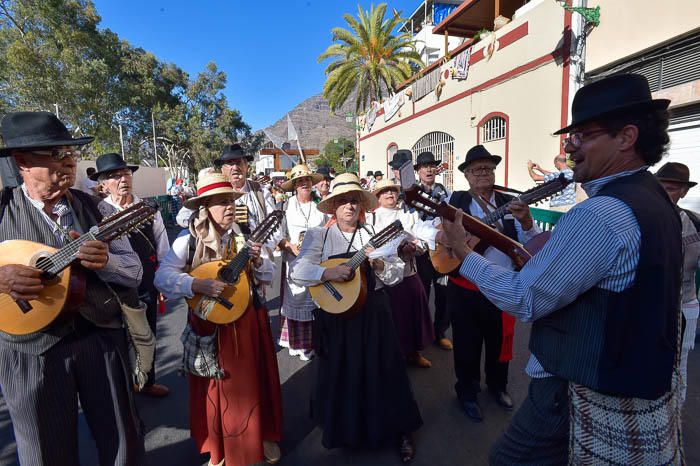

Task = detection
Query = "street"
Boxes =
[1,255,700,465]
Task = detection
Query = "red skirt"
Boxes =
[189,304,283,466]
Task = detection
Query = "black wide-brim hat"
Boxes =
[0,111,94,157]
[554,74,670,135]
[457,145,501,172]
[655,162,697,188]
[316,166,334,180]
[414,151,441,170]
[90,152,139,180]
[213,143,254,166]
[389,149,412,169]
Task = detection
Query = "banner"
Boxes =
[412,67,442,102]
[383,92,405,122]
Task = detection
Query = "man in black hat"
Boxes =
[413,151,453,351]
[314,166,333,200]
[177,144,276,234]
[389,149,412,184]
[656,162,700,404]
[443,144,539,423]
[0,112,144,464]
[439,74,683,464]
[94,152,171,398]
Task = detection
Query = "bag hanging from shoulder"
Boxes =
[121,301,156,390]
[180,323,225,379]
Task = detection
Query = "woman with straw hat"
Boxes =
[289,173,422,462]
[155,173,283,466]
[277,164,326,361]
[369,179,436,369]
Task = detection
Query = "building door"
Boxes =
[664,104,700,212]
[412,131,455,190]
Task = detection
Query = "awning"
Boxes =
[432,0,525,38]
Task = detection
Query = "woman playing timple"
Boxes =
[155,173,283,466]
[290,173,422,463]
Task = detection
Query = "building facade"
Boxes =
[357,0,580,193]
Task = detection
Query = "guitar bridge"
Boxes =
[323,282,343,301]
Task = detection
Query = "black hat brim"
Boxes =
[413,160,440,170]
[89,165,139,181]
[0,136,95,157]
[213,155,255,166]
[655,176,697,188]
[457,155,502,172]
[553,99,670,135]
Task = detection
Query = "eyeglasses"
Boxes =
[562,128,608,149]
[466,166,496,175]
[207,198,238,207]
[30,149,80,161]
[105,171,133,180]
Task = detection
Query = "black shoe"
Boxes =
[461,400,483,422]
[399,434,415,463]
[491,390,514,411]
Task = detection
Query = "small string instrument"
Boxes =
[0,202,157,335]
[186,210,284,324]
[409,174,571,274]
[310,220,404,316]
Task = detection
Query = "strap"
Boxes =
[0,186,14,224]
[186,234,197,269]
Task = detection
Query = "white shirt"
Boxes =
[154,230,274,300]
[289,225,405,291]
[104,194,170,262]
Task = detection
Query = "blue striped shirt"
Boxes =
[459,167,646,378]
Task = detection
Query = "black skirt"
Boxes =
[311,289,423,449]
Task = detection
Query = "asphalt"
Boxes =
[2,250,700,465]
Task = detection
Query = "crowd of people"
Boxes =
[0,73,697,466]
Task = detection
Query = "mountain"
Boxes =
[261,94,356,152]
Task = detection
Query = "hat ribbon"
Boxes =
[197,182,232,196]
[333,181,362,189]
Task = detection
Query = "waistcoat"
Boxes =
[530,171,682,399]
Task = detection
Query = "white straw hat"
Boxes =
[280,164,324,192]
[371,178,401,196]
[184,173,244,209]
[316,173,377,215]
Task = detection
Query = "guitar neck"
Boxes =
[40,230,99,275]
[345,243,373,270]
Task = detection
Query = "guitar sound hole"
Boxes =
[34,257,57,281]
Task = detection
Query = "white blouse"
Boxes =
[281,196,327,248]
[155,230,274,300]
[289,224,405,291]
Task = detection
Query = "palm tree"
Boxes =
[318,3,424,113]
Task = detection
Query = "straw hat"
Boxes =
[317,173,377,215]
[184,173,244,209]
[280,164,323,191]
[372,178,401,196]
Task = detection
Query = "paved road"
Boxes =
[2,255,700,465]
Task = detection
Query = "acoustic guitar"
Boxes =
[310,220,404,316]
[186,210,284,324]
[415,174,571,274]
[0,202,157,335]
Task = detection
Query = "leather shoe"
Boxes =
[436,337,453,351]
[135,383,170,398]
[263,440,281,464]
[491,390,514,410]
[409,352,432,368]
[399,434,415,463]
[461,400,483,422]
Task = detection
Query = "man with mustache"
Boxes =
[93,152,171,397]
[0,112,144,465]
[439,74,683,464]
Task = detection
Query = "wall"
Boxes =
[76,161,170,198]
[585,0,700,72]
[357,0,569,192]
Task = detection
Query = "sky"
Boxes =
[92,0,419,131]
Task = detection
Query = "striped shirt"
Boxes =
[459,167,645,378]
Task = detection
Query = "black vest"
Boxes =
[127,219,157,298]
[448,190,519,241]
[530,171,682,399]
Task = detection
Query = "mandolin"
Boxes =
[186,210,284,324]
[310,220,405,316]
[411,174,571,274]
[0,202,158,335]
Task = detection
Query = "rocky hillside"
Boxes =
[261,94,356,151]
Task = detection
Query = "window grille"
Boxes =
[412,131,455,190]
[482,116,507,142]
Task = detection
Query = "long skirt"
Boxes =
[311,290,423,449]
[385,274,435,356]
[279,316,314,351]
[189,304,283,466]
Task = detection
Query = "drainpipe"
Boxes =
[568,0,588,111]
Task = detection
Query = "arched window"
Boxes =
[412,131,455,190]
[482,116,507,142]
[386,143,398,176]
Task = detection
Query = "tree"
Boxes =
[317,137,355,173]
[318,3,423,113]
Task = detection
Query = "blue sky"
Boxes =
[92,0,418,130]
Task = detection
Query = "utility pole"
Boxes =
[118,124,125,158]
[53,103,59,119]
[151,110,158,165]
